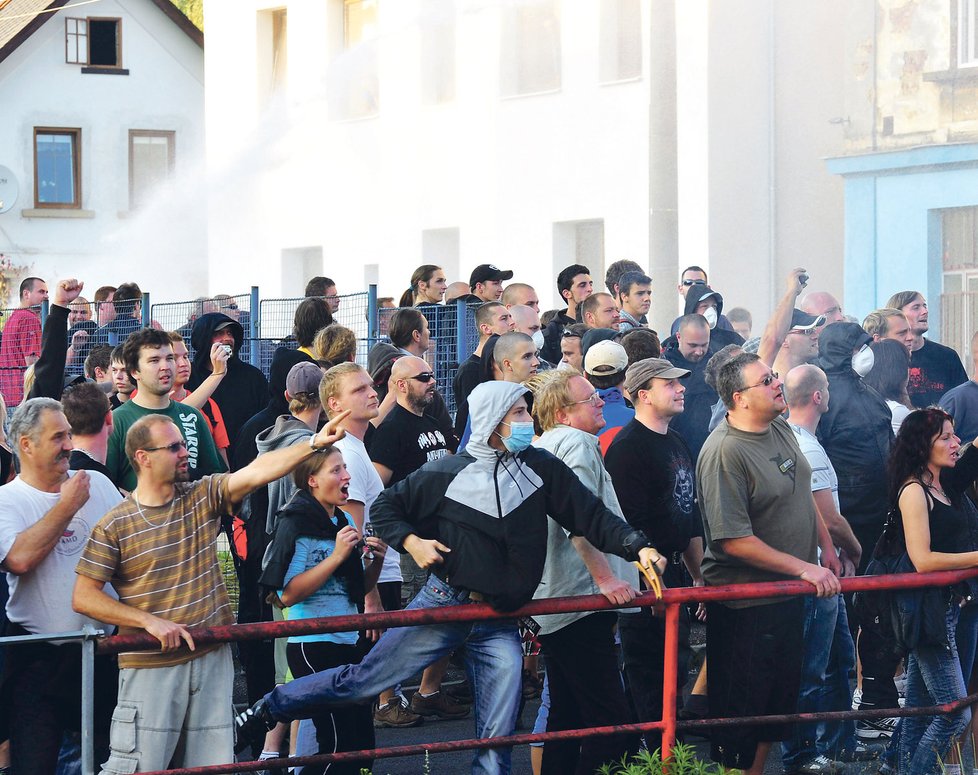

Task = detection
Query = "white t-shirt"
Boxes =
[336,434,402,584]
[0,471,122,633]
[887,400,911,436]
[791,424,841,561]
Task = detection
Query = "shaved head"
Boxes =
[390,356,429,381]
[509,305,541,336]
[800,291,843,324]
[784,364,828,409]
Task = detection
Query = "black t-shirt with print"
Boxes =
[909,338,968,408]
[370,404,450,485]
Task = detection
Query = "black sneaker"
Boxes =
[234,699,276,754]
[838,740,886,762]
[855,716,898,740]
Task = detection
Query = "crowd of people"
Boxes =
[0,263,977,775]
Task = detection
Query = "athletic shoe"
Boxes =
[851,688,862,710]
[373,699,424,728]
[894,673,907,698]
[838,740,886,762]
[787,754,847,774]
[855,716,898,740]
[234,699,276,754]
[409,690,471,720]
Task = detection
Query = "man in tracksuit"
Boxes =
[236,380,665,775]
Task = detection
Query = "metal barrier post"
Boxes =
[80,625,100,775]
[455,297,466,367]
[660,602,680,761]
[250,286,260,366]
[142,293,151,328]
[367,284,378,342]
[41,298,49,328]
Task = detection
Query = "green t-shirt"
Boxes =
[695,415,818,607]
[107,399,227,491]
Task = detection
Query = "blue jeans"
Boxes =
[888,604,970,774]
[781,593,857,767]
[265,575,523,775]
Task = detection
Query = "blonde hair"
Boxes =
[528,369,578,432]
[22,364,36,398]
[319,362,366,417]
[312,324,357,366]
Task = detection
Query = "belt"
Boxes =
[431,568,486,602]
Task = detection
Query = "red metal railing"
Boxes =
[95,568,978,775]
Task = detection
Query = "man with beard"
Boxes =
[663,315,718,462]
[105,329,225,491]
[73,409,348,772]
[886,290,967,408]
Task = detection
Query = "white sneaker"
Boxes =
[851,688,862,710]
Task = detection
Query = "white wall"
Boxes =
[0,0,204,303]
[205,0,652,309]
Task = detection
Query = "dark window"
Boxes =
[34,128,81,208]
[88,19,120,67]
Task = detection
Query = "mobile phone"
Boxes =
[360,523,376,560]
[799,273,809,286]
[221,344,232,356]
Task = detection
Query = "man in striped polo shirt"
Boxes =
[73,408,348,773]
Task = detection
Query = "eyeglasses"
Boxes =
[739,372,780,392]
[408,372,435,383]
[223,304,238,311]
[682,279,706,287]
[141,440,188,454]
[789,326,817,336]
[570,391,602,407]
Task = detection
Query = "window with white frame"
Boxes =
[129,131,175,210]
[500,0,561,97]
[65,17,122,68]
[940,206,978,370]
[960,0,978,67]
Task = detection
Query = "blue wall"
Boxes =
[826,143,978,334]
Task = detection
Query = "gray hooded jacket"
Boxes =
[371,380,651,611]
[255,414,314,535]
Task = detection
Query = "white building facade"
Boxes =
[0,0,205,303]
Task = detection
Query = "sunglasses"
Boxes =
[740,372,780,392]
[223,304,238,311]
[141,440,188,454]
[408,372,435,383]
[682,279,706,287]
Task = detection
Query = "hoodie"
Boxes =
[370,380,651,611]
[816,322,894,528]
[188,312,269,450]
[663,288,743,350]
[255,414,315,535]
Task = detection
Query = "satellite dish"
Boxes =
[0,167,18,214]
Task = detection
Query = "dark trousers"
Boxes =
[287,639,375,775]
[537,612,639,775]
[2,622,117,775]
[617,566,692,755]
[849,520,901,710]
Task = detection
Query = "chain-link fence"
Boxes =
[3,287,484,424]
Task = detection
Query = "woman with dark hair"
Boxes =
[399,265,447,307]
[260,446,387,775]
[866,338,913,434]
[883,407,978,774]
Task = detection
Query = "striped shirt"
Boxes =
[76,474,235,668]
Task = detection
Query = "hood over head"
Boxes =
[684,287,724,318]
[465,380,531,462]
[191,312,244,372]
[818,322,873,374]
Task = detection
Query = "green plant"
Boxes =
[598,743,730,775]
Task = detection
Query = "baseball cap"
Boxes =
[623,357,691,396]
[469,264,514,289]
[789,308,826,332]
[286,362,323,397]
[581,327,618,356]
[584,340,628,376]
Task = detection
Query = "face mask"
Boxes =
[497,420,534,453]
[852,345,875,377]
[702,307,718,329]
[556,359,576,372]
[531,330,545,351]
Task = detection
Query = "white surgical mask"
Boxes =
[556,360,576,372]
[531,330,545,351]
[852,345,875,377]
[702,307,718,329]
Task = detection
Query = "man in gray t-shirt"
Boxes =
[695,352,841,774]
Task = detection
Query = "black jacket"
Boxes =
[188,313,268,451]
[817,322,894,528]
[371,381,650,611]
[660,288,743,351]
[661,345,717,462]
